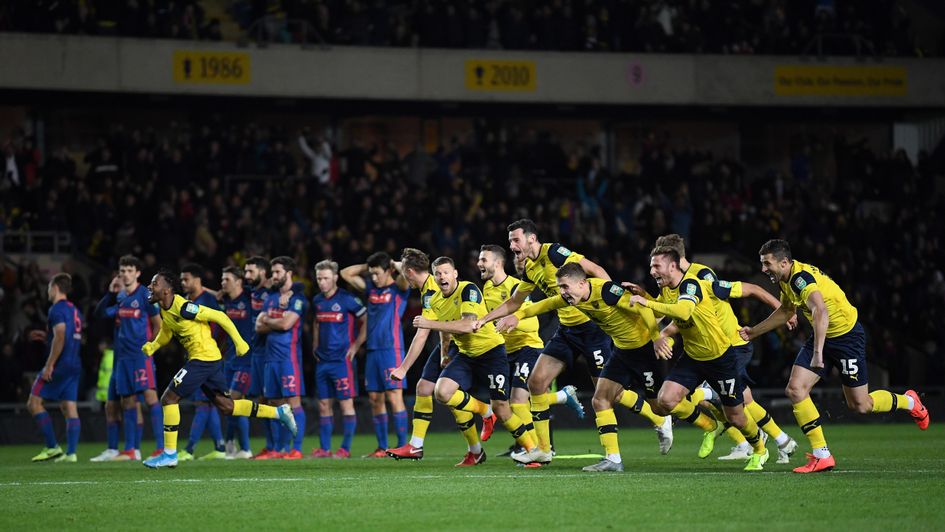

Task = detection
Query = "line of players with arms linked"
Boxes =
[27,218,930,472]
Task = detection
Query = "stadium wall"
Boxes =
[1,33,944,107]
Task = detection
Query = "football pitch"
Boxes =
[2,424,942,531]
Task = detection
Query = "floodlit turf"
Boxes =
[2,424,942,531]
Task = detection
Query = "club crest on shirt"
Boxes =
[331,303,341,312]
[131,299,140,308]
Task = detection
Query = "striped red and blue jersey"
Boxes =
[262,291,307,363]
[48,299,84,371]
[313,288,366,362]
[364,279,409,353]
[95,285,159,359]
[223,290,254,367]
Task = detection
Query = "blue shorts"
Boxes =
[263,359,304,398]
[440,345,510,401]
[420,344,460,383]
[365,348,405,392]
[109,355,157,398]
[508,346,541,390]
[600,344,663,399]
[248,355,266,397]
[733,343,755,386]
[795,322,868,388]
[316,359,358,400]
[167,359,229,399]
[226,362,253,396]
[31,367,81,402]
[666,346,745,407]
[542,321,612,377]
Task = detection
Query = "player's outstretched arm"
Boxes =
[479,289,529,326]
[394,327,432,380]
[498,295,564,333]
[579,257,611,281]
[142,323,172,356]
[634,295,696,322]
[739,302,795,341]
[618,295,662,341]
[413,313,478,335]
[196,306,250,355]
[340,264,368,293]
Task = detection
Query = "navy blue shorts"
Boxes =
[666,346,745,407]
[316,359,358,400]
[248,355,266,397]
[440,345,510,401]
[264,359,304,398]
[31,367,81,402]
[733,343,755,387]
[795,322,868,388]
[508,346,541,390]
[600,344,663,399]
[167,359,229,400]
[226,361,253,396]
[109,355,157,398]
[365,348,406,392]
[542,321,612,377]
[420,343,460,383]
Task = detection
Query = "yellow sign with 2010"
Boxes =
[775,65,906,96]
[173,51,251,84]
[465,60,536,92]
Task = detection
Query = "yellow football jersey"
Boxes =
[650,278,731,361]
[687,262,748,347]
[779,260,858,338]
[516,278,659,350]
[483,275,543,353]
[419,274,440,320]
[428,281,504,357]
[149,294,245,362]
[517,243,591,327]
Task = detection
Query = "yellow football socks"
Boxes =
[595,408,620,457]
[793,397,828,450]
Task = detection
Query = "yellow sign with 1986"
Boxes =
[465,60,536,92]
[173,51,251,84]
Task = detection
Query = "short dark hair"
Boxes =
[271,256,296,273]
[432,256,455,269]
[50,273,72,295]
[654,234,686,259]
[649,246,681,265]
[555,262,586,281]
[759,239,792,261]
[245,256,270,276]
[222,266,242,280]
[401,248,430,274]
[156,269,181,293]
[180,263,205,279]
[118,254,143,271]
[480,244,506,264]
[367,251,393,270]
[507,218,538,237]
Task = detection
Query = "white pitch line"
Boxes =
[1,469,942,487]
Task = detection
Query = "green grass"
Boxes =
[1,424,942,531]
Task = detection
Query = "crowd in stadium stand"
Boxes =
[1,113,943,400]
[0,0,933,56]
